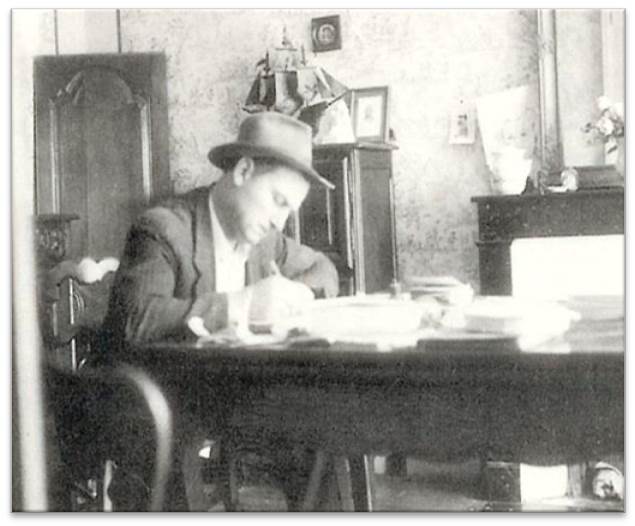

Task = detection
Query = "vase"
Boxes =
[489,147,533,194]
[615,137,625,178]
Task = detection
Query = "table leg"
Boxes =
[102,460,114,511]
[180,435,211,511]
[385,453,408,477]
[300,450,328,511]
[217,437,239,511]
[348,454,374,511]
[332,456,355,511]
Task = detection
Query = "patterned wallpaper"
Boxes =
[119,9,540,289]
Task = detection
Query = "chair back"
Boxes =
[39,257,118,371]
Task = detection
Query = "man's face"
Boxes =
[231,161,310,246]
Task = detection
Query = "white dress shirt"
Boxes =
[187,191,253,337]
[208,193,249,293]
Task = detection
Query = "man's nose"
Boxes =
[271,210,288,231]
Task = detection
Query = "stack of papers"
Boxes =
[192,294,436,351]
[278,295,429,339]
[405,276,474,307]
[450,296,581,351]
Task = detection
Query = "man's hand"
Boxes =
[248,275,314,323]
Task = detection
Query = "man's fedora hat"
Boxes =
[208,112,334,190]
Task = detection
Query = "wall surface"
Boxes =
[16,8,543,290]
[12,9,119,219]
[12,10,56,218]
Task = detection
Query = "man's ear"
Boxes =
[231,157,255,187]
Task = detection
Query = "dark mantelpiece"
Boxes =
[472,188,625,502]
[471,189,624,295]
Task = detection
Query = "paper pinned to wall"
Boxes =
[449,99,476,144]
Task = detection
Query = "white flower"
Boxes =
[582,95,624,142]
[597,115,615,136]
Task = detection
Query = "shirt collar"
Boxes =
[208,189,251,260]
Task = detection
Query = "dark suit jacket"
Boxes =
[102,186,338,348]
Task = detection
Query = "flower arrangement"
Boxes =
[582,96,625,153]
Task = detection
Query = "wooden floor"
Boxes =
[42,416,623,513]
[202,457,623,512]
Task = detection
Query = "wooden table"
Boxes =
[125,297,623,510]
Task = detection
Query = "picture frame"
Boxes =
[311,15,342,53]
[349,86,389,142]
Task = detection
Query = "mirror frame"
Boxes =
[537,9,624,175]
[537,9,562,173]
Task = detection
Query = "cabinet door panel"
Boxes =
[34,54,169,259]
[308,145,396,296]
[309,157,354,294]
[300,181,336,249]
[359,150,395,293]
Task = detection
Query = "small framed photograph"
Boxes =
[349,86,389,142]
[311,15,342,53]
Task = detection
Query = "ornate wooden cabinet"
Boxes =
[294,142,398,295]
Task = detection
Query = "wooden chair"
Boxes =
[47,363,174,511]
[40,258,174,511]
[39,257,118,371]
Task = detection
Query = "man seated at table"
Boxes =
[101,112,339,510]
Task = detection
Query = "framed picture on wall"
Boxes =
[349,86,389,142]
[311,15,342,52]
